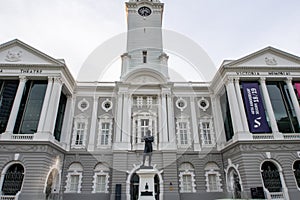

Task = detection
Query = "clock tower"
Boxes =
[121,0,169,81]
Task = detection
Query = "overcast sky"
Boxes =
[1,0,300,81]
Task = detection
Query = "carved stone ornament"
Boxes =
[102,99,113,112]
[176,98,187,112]
[5,50,23,62]
[131,75,159,83]
[78,98,89,112]
[265,57,277,65]
[198,97,209,111]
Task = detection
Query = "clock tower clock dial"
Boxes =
[138,6,152,17]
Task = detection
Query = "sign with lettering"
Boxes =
[20,69,42,74]
[242,82,271,133]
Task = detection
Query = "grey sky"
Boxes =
[1,0,300,80]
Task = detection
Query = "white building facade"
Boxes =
[0,0,300,200]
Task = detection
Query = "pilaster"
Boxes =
[88,96,99,151]
[190,96,201,151]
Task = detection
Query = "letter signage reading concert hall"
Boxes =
[242,82,271,133]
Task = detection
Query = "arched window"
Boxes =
[178,163,196,193]
[204,162,222,192]
[92,163,110,193]
[65,163,83,193]
[293,160,300,188]
[1,163,24,195]
[261,161,282,193]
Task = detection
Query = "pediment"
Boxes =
[226,47,300,68]
[0,39,64,66]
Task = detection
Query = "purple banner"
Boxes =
[242,82,271,133]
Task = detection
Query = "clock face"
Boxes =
[138,6,152,17]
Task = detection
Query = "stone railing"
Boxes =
[11,134,34,141]
[0,196,15,200]
[252,134,274,140]
[283,133,300,140]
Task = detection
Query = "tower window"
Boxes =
[143,51,147,63]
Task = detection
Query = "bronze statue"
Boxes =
[142,130,154,166]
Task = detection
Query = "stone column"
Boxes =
[41,77,63,137]
[259,77,282,139]
[285,78,300,126]
[4,76,27,135]
[234,78,250,133]
[88,96,99,151]
[225,77,244,135]
[37,77,54,133]
[190,96,201,151]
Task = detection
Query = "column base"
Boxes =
[233,131,253,141]
[273,131,284,140]
[34,131,55,141]
[1,131,13,140]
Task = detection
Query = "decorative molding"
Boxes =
[5,50,22,62]
[265,57,277,65]
[78,98,89,112]
[198,97,210,111]
[101,99,113,112]
[176,97,187,112]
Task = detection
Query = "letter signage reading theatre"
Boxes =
[242,82,271,133]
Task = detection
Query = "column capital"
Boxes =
[286,77,293,83]
[225,77,234,85]
[53,76,63,84]
[259,77,266,83]
[234,77,240,83]
[19,75,27,82]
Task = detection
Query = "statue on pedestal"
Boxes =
[142,130,154,167]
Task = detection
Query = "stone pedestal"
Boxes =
[136,168,156,200]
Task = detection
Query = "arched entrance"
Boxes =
[45,169,60,200]
[227,168,241,199]
[130,173,160,200]
[1,163,24,196]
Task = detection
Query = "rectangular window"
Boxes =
[76,122,85,145]
[143,51,147,63]
[14,80,47,134]
[100,122,110,145]
[0,80,19,133]
[220,90,234,141]
[54,92,67,141]
[70,175,79,192]
[267,82,299,133]
[208,174,218,191]
[141,119,149,141]
[95,175,106,192]
[182,174,192,192]
[179,122,188,145]
[202,122,212,145]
